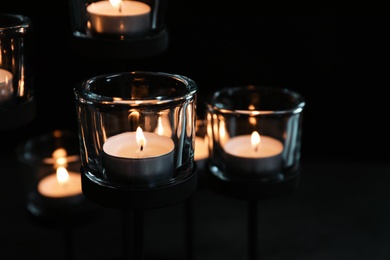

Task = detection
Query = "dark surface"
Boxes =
[1,157,390,260]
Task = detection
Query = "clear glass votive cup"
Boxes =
[16,130,85,213]
[0,13,35,129]
[206,85,305,183]
[74,71,198,188]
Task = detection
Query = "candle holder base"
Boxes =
[70,29,168,60]
[80,165,197,210]
[205,164,301,201]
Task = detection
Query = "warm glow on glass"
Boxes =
[156,117,164,136]
[251,131,261,152]
[219,123,226,140]
[218,120,229,147]
[56,166,70,184]
[155,115,172,137]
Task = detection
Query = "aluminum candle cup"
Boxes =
[86,0,151,36]
[102,131,175,185]
[206,86,305,183]
[74,71,198,188]
[223,134,284,175]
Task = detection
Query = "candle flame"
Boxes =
[136,127,146,152]
[56,166,70,184]
[109,0,122,12]
[251,131,261,152]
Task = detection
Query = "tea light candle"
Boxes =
[103,127,175,185]
[223,131,284,176]
[38,167,82,198]
[87,0,151,35]
[0,68,13,103]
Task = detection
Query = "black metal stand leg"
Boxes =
[63,227,74,260]
[248,200,258,260]
[185,196,194,260]
[122,209,145,260]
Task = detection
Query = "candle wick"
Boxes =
[140,145,143,152]
[118,2,122,13]
[254,145,259,153]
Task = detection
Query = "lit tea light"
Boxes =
[103,127,175,185]
[223,131,284,176]
[0,68,13,103]
[37,148,82,198]
[86,0,151,35]
[38,166,82,198]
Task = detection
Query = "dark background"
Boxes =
[1,4,390,260]
[0,4,388,163]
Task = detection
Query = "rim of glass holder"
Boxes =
[75,71,198,104]
[0,13,31,32]
[207,85,305,115]
[16,129,80,165]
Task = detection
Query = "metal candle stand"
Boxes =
[205,160,301,260]
[26,190,100,260]
[81,165,197,260]
[74,71,198,260]
[17,129,100,260]
[205,85,306,260]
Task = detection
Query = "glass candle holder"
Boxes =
[74,71,198,189]
[194,118,209,173]
[206,85,305,184]
[16,130,91,218]
[68,0,168,59]
[0,13,35,130]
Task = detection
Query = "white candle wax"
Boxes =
[103,130,175,186]
[87,0,151,35]
[38,169,82,198]
[223,133,284,176]
[194,136,209,171]
[0,68,13,103]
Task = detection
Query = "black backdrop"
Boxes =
[1,3,388,163]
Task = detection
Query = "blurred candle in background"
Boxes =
[38,148,82,198]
